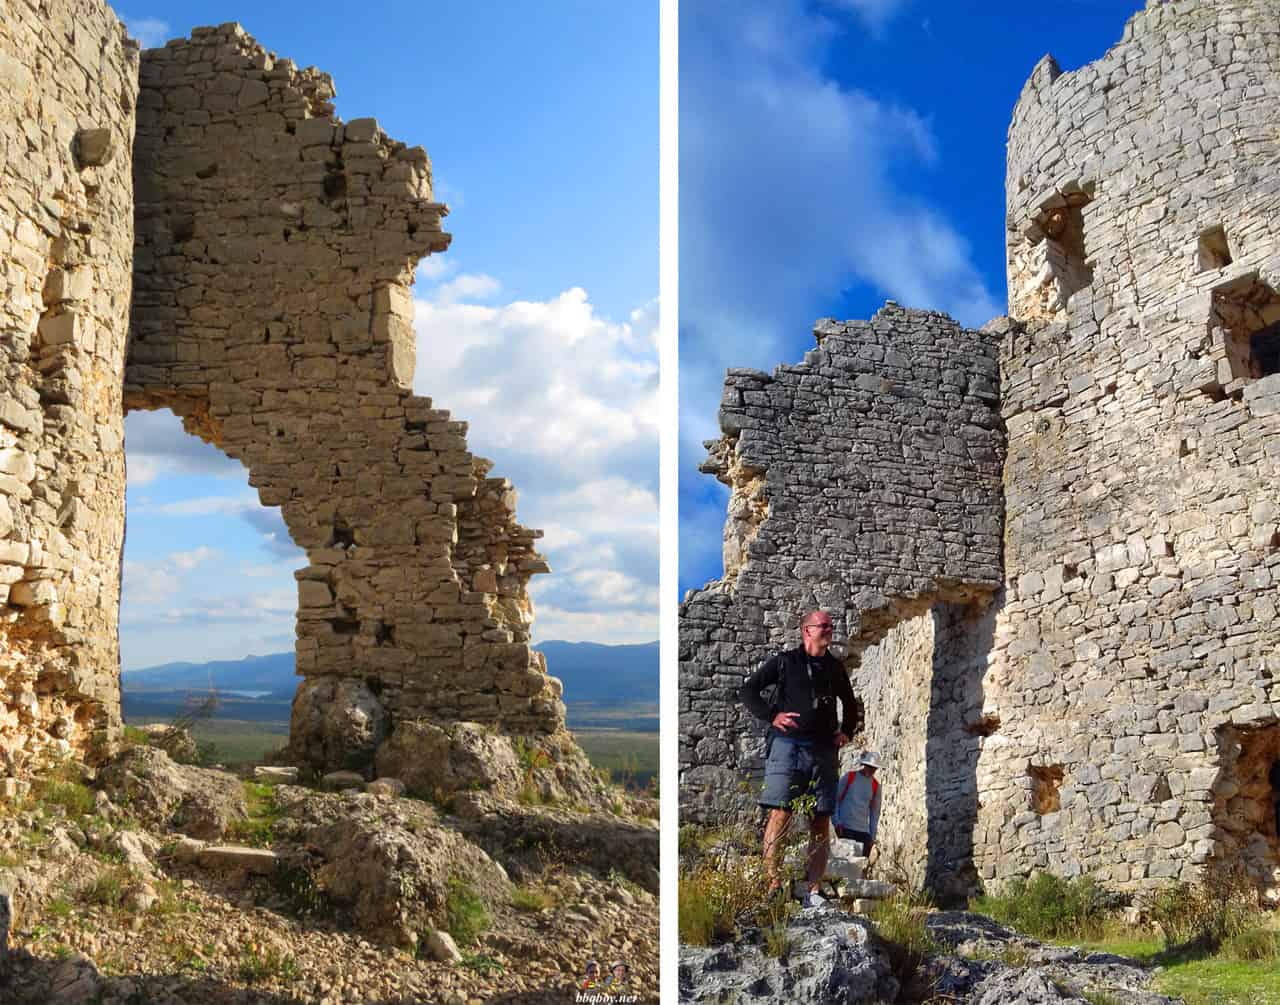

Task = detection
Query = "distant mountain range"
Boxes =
[122,640,658,718]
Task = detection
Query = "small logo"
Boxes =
[574,958,638,1003]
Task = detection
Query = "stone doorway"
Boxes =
[1212,719,1280,902]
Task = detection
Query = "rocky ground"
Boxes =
[0,733,659,1004]
[680,903,1182,1004]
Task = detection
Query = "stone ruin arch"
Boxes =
[124,25,564,772]
[0,10,571,781]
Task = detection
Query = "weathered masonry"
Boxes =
[680,0,1280,903]
[678,306,1006,844]
[1,2,566,778]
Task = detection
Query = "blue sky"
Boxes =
[678,0,1145,596]
[118,3,657,668]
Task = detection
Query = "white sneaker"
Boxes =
[801,890,827,909]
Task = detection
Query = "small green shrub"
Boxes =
[1222,925,1280,962]
[272,862,326,917]
[678,853,772,946]
[46,895,73,919]
[763,920,791,958]
[974,873,1110,940]
[461,952,503,974]
[41,779,95,819]
[78,865,131,908]
[1147,877,1259,951]
[869,889,942,992]
[237,944,299,983]
[227,781,283,847]
[510,884,556,912]
[445,877,490,947]
[1082,990,1124,1005]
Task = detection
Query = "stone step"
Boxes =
[196,845,279,874]
[321,770,365,790]
[254,765,298,783]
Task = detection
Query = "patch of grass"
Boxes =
[1152,955,1280,1005]
[607,868,645,900]
[1082,990,1124,1005]
[1222,925,1280,962]
[460,952,503,975]
[272,861,327,918]
[226,781,282,847]
[763,920,791,958]
[39,779,95,820]
[45,895,73,919]
[121,725,150,746]
[868,888,942,996]
[237,944,299,983]
[510,884,556,912]
[1147,878,1259,951]
[78,865,132,908]
[445,877,490,947]
[678,851,771,946]
[149,879,198,917]
[973,872,1110,941]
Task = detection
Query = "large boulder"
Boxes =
[679,913,897,1004]
[289,677,388,773]
[274,787,511,949]
[454,792,659,892]
[375,720,606,806]
[97,746,245,840]
[375,720,518,798]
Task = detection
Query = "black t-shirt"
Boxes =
[739,646,863,742]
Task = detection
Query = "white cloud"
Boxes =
[434,273,502,304]
[679,0,1002,593]
[124,410,244,484]
[170,546,217,571]
[120,14,170,49]
[414,272,658,644]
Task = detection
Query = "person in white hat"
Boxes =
[833,750,882,859]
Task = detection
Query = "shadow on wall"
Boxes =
[924,597,997,904]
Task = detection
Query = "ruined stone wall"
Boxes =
[125,26,563,772]
[981,0,1280,898]
[0,0,137,771]
[679,307,1005,821]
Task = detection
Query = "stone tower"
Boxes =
[983,0,1280,899]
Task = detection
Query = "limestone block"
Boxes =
[297,580,332,608]
[0,449,35,483]
[321,770,365,791]
[424,929,462,963]
[253,765,298,783]
[74,127,114,167]
[197,845,279,874]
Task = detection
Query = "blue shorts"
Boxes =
[759,735,837,815]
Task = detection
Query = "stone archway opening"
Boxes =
[120,402,305,755]
[1211,720,1280,903]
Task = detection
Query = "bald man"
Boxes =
[740,609,863,907]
